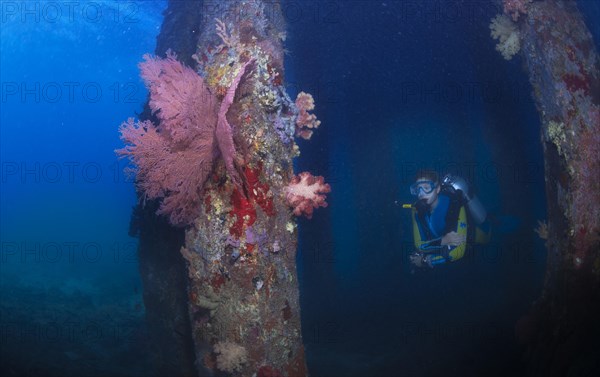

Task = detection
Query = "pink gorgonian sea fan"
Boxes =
[116,52,252,226]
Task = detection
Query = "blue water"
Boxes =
[1,1,598,376]
[288,2,549,375]
[1,1,166,375]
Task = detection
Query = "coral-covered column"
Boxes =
[521,0,599,273]
[504,0,600,374]
[519,1,599,282]
[179,2,324,373]
[181,3,304,375]
[118,1,330,376]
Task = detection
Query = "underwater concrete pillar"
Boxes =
[180,2,308,376]
[135,1,315,376]
[509,0,600,374]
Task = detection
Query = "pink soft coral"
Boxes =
[116,53,252,226]
[284,172,331,219]
[295,92,321,140]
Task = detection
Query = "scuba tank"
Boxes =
[441,174,487,225]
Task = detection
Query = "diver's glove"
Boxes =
[442,174,472,202]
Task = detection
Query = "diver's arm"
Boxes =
[418,231,464,252]
[418,232,466,267]
[420,246,453,267]
[441,231,466,246]
[411,239,444,268]
[416,231,463,250]
[418,238,442,252]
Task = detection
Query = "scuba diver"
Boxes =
[407,170,491,269]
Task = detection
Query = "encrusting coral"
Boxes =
[214,341,248,373]
[503,0,532,21]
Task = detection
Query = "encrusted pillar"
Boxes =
[499,0,600,374]
[125,1,330,375]
[179,2,310,375]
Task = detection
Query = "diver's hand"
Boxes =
[441,231,466,246]
[409,253,433,268]
[409,253,424,268]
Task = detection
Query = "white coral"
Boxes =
[214,341,248,373]
[490,14,521,60]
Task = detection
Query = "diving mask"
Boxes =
[410,180,436,196]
